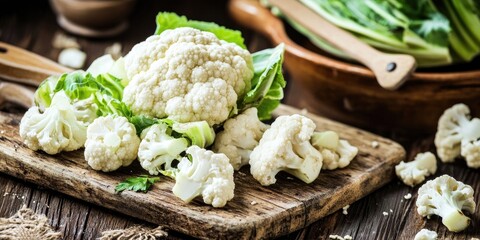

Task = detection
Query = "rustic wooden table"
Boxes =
[0,1,479,239]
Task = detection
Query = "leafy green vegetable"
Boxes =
[115,175,160,193]
[155,12,246,49]
[239,43,286,120]
[93,93,132,119]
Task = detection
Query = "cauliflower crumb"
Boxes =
[251,201,258,206]
[404,193,412,199]
[344,235,353,240]
[342,205,350,215]
[52,32,80,49]
[3,192,8,196]
[329,235,343,240]
[105,42,122,59]
[371,141,379,148]
[300,108,309,115]
[382,211,389,216]
[389,209,393,213]
[0,130,5,134]
[58,48,86,69]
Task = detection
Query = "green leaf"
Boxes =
[239,43,286,120]
[93,93,132,118]
[155,12,246,49]
[34,75,60,110]
[130,115,160,135]
[115,175,160,193]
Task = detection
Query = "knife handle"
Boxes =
[0,41,71,87]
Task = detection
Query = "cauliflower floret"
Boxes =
[213,108,269,170]
[461,139,480,168]
[172,146,235,208]
[414,229,437,240]
[311,131,358,170]
[84,115,140,172]
[249,114,323,186]
[434,104,480,163]
[19,91,87,155]
[395,152,437,187]
[138,123,189,175]
[416,175,476,232]
[123,27,254,126]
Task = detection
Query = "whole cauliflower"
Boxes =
[213,108,269,170]
[395,152,437,187]
[123,27,254,126]
[249,114,323,186]
[172,146,235,208]
[435,104,480,167]
[84,115,140,172]
[19,91,87,155]
[416,175,476,232]
[311,131,358,170]
[138,123,189,175]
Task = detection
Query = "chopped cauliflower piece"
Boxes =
[84,115,140,172]
[19,91,87,155]
[138,123,189,175]
[414,229,437,240]
[311,131,358,170]
[58,48,86,69]
[416,175,476,232]
[249,114,323,186]
[395,152,437,187]
[435,104,480,167]
[172,146,235,208]
[123,27,253,126]
[213,108,269,170]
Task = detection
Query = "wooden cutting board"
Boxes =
[0,104,405,239]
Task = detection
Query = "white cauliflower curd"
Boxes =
[395,152,437,187]
[123,27,254,126]
[249,114,323,186]
[84,115,140,172]
[435,103,480,168]
[311,130,358,170]
[416,175,476,232]
[172,146,235,208]
[213,108,269,170]
[19,91,87,155]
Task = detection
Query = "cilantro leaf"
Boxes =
[115,175,160,193]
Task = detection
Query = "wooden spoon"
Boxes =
[0,81,35,109]
[0,41,71,87]
[268,0,416,90]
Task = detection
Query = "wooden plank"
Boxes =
[0,104,405,239]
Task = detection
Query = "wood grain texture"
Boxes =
[0,105,405,239]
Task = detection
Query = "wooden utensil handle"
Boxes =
[0,42,71,87]
[269,0,381,68]
[0,82,34,108]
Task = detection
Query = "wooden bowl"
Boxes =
[50,0,137,37]
[229,0,480,134]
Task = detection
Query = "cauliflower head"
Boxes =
[138,123,189,175]
[84,115,140,172]
[123,27,254,126]
[416,175,476,232]
[19,91,87,155]
[213,107,269,170]
[249,114,323,186]
[414,229,437,240]
[395,152,437,187]
[434,104,480,163]
[172,146,235,208]
[311,131,358,170]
